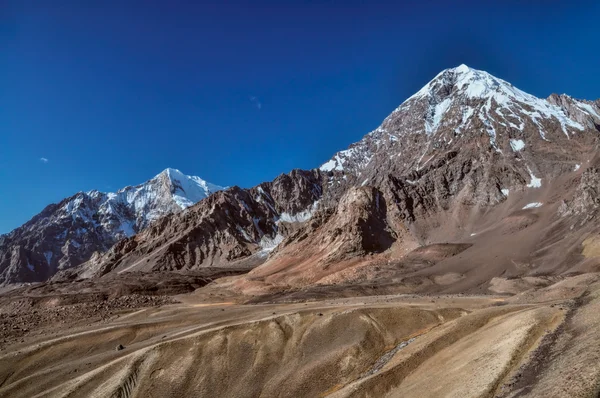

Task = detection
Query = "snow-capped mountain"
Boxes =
[92,167,224,235]
[0,168,224,285]
[319,64,600,177]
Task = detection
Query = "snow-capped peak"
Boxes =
[397,64,586,138]
[58,168,225,240]
[155,168,226,208]
[0,167,227,285]
[454,63,470,74]
[409,64,531,105]
[318,64,600,175]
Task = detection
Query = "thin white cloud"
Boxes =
[40,157,49,163]
[250,96,262,110]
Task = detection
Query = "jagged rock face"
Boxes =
[558,156,600,223]
[270,186,399,264]
[547,94,600,129]
[0,169,224,285]
[327,187,395,255]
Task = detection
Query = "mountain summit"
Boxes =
[155,168,225,209]
[319,64,599,175]
[405,64,589,137]
[0,169,224,285]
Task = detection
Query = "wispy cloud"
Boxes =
[40,157,49,163]
[249,96,262,110]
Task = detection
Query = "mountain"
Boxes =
[236,64,600,295]
[0,168,224,285]
[66,64,600,296]
[319,64,599,179]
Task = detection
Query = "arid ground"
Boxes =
[2,270,600,398]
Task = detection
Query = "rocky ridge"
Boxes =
[71,169,324,278]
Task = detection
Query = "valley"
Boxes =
[1,271,599,397]
[2,64,600,397]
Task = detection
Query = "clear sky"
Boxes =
[1,1,599,233]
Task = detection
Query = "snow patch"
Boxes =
[576,102,600,119]
[259,234,284,252]
[425,98,453,135]
[236,225,253,242]
[501,189,509,196]
[509,139,525,152]
[319,159,338,172]
[526,167,542,188]
[455,106,475,134]
[479,98,501,152]
[574,164,581,171]
[522,202,543,209]
[279,201,319,223]
[320,144,372,174]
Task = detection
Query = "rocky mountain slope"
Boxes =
[235,65,600,295]
[232,65,600,295]
[0,168,224,285]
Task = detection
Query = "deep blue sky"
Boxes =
[1,1,599,233]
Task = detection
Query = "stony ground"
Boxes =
[1,272,600,397]
[0,294,175,351]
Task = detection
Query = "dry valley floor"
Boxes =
[2,273,600,397]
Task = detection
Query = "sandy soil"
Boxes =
[2,272,599,397]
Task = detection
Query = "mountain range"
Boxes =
[3,64,600,291]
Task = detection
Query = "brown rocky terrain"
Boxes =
[2,65,600,397]
[2,273,600,397]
